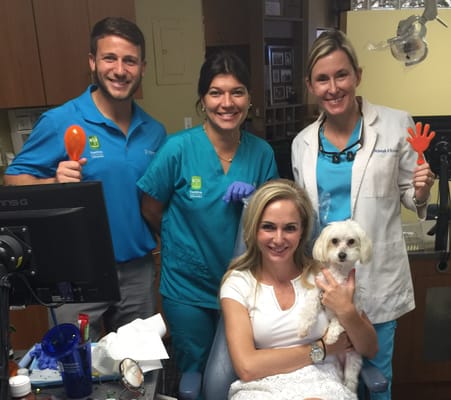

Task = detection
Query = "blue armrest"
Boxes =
[360,364,388,393]
[179,371,202,400]
[179,365,388,399]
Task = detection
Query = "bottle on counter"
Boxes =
[9,375,35,400]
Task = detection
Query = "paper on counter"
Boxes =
[92,313,169,376]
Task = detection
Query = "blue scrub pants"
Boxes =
[359,320,397,399]
[162,296,220,373]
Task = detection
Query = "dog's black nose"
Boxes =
[338,252,347,261]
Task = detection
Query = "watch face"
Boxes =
[310,343,325,363]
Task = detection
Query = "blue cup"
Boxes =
[41,323,92,398]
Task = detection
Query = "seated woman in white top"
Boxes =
[220,179,378,400]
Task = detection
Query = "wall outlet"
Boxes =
[184,117,192,129]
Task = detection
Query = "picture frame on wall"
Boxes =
[284,51,292,66]
[268,45,294,105]
[273,86,285,101]
[281,69,292,83]
[271,51,284,66]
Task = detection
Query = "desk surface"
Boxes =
[33,369,159,399]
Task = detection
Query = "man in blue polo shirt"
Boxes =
[4,17,166,340]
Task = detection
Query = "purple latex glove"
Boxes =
[30,343,58,370]
[223,182,255,203]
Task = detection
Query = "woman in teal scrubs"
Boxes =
[137,51,279,375]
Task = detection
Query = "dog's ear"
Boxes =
[312,224,330,262]
[356,225,372,263]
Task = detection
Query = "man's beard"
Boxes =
[92,69,141,102]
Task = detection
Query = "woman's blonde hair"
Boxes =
[305,29,360,82]
[222,179,319,287]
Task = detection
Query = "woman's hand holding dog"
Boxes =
[316,268,378,358]
[316,268,356,318]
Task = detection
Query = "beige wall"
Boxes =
[135,0,205,133]
[346,9,451,115]
[345,9,451,222]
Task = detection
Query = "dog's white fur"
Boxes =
[298,219,372,393]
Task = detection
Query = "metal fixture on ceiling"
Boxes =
[387,0,448,65]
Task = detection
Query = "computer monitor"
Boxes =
[0,181,120,306]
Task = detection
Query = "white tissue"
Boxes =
[92,313,169,376]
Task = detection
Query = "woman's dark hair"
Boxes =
[196,51,250,112]
[90,17,146,61]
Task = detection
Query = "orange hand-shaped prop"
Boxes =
[406,122,435,165]
[64,125,86,161]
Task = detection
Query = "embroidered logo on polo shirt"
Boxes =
[88,135,104,159]
[88,136,100,149]
[189,176,203,198]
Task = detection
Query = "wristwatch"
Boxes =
[413,195,427,207]
[309,340,325,364]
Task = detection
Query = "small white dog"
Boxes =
[298,219,372,392]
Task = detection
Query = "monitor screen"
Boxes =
[413,115,451,180]
[0,181,120,306]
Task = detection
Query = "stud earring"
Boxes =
[201,105,206,112]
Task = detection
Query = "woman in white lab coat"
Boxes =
[291,29,435,399]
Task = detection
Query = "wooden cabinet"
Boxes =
[202,0,250,46]
[0,0,136,109]
[0,1,46,108]
[392,252,451,399]
[9,306,49,351]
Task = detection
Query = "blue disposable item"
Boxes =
[29,343,58,370]
[41,323,92,398]
[223,182,255,203]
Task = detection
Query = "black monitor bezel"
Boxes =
[0,181,120,306]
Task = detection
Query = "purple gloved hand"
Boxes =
[30,343,58,370]
[223,182,255,203]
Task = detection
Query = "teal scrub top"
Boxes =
[316,118,362,229]
[137,125,279,308]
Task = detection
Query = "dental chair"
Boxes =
[178,316,388,400]
[179,202,387,400]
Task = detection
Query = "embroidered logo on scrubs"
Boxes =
[88,135,104,159]
[189,176,203,198]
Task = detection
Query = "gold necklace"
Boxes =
[203,123,241,163]
[215,152,233,163]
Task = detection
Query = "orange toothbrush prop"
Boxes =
[64,125,86,161]
[406,122,435,165]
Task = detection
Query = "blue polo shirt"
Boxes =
[137,125,279,308]
[6,85,166,262]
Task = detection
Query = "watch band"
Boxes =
[413,195,427,207]
[318,338,326,360]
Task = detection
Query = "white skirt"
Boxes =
[228,363,357,400]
